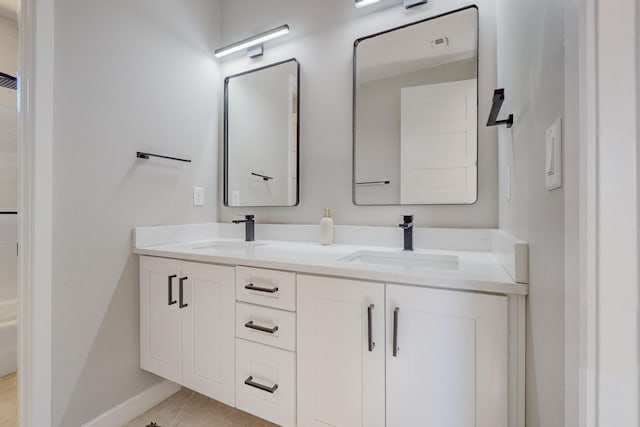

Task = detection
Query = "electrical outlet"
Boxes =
[193,187,204,206]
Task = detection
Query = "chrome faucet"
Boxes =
[232,215,255,242]
[398,215,413,251]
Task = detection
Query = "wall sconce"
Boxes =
[214,25,290,59]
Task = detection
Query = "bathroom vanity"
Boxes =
[134,223,527,427]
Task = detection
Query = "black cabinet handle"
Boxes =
[245,283,279,294]
[244,321,279,334]
[368,304,375,352]
[393,307,399,357]
[168,275,177,306]
[179,277,188,308]
[244,376,278,393]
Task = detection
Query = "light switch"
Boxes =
[193,186,204,206]
[545,118,562,190]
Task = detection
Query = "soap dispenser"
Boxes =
[320,209,334,245]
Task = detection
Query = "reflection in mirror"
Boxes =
[224,59,299,207]
[353,6,478,205]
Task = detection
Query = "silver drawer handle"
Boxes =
[244,376,278,393]
[245,283,279,293]
[244,321,279,334]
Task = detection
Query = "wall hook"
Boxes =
[136,152,191,163]
[486,89,514,128]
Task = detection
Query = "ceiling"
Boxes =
[0,0,17,21]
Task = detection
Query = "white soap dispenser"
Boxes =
[320,208,334,245]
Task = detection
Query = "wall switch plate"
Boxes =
[545,118,563,190]
[193,187,204,206]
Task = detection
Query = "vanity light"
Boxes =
[404,0,428,8]
[355,0,381,8]
[355,0,427,9]
[214,25,290,59]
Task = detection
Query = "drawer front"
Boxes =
[236,266,296,311]
[236,302,296,351]
[236,339,296,427]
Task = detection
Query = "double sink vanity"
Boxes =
[135,5,528,426]
[134,222,527,427]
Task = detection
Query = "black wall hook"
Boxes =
[486,89,514,128]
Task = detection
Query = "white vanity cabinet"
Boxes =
[235,266,297,426]
[298,275,510,427]
[386,284,508,427]
[139,256,235,406]
[297,275,386,427]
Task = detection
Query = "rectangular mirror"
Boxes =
[353,6,478,205]
[224,59,300,207]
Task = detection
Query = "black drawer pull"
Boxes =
[245,283,279,294]
[179,277,188,308]
[244,376,278,393]
[393,307,399,357]
[168,275,177,306]
[367,304,375,352]
[244,321,279,334]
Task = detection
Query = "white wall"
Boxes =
[51,1,221,425]
[218,0,498,228]
[495,0,566,426]
[0,14,17,303]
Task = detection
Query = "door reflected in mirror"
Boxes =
[353,6,478,205]
[224,59,299,207]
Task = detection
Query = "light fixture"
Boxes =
[355,0,381,8]
[404,0,427,8]
[214,25,290,59]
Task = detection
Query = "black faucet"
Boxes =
[398,215,413,251]
[232,215,255,242]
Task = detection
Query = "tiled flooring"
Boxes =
[0,373,17,427]
[123,387,278,427]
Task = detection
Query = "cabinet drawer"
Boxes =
[236,339,296,427]
[236,302,296,351]
[236,266,296,311]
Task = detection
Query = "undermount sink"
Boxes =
[190,241,268,250]
[339,250,459,270]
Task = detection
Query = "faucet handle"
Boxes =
[244,214,255,221]
[399,215,413,227]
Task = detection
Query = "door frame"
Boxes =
[568,0,639,426]
[18,0,54,425]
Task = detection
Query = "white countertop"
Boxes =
[134,237,528,296]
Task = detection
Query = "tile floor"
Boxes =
[123,387,278,427]
[0,373,17,427]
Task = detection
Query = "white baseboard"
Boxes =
[81,380,181,427]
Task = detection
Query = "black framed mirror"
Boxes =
[353,6,479,206]
[224,59,300,207]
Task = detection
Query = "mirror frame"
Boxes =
[352,5,479,206]
[223,58,301,207]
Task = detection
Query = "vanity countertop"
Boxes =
[134,237,528,296]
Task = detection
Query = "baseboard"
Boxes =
[81,380,181,427]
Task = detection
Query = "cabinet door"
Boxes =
[297,275,385,427]
[386,284,508,427]
[140,256,182,384]
[181,261,235,406]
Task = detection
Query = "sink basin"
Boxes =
[190,241,268,250]
[339,250,459,270]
